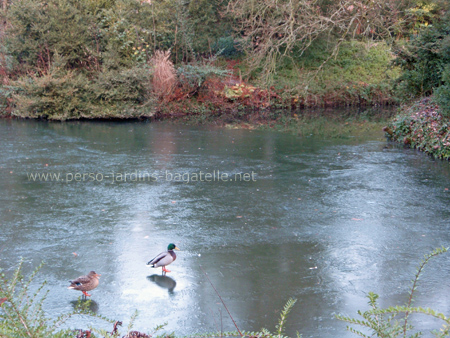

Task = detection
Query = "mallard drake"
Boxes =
[146,243,180,274]
[68,271,101,298]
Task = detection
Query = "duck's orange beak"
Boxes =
[174,246,180,251]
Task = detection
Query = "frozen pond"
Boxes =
[1,119,450,337]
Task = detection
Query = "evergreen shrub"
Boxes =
[435,65,450,118]
[393,11,450,100]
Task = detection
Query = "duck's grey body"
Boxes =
[147,250,177,268]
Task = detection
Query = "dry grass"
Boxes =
[150,50,177,101]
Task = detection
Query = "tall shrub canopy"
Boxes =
[393,11,450,99]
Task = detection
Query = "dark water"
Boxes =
[1,119,450,337]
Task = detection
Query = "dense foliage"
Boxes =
[393,10,450,115]
[384,5,450,160]
[1,0,158,119]
[0,0,233,119]
[0,0,449,119]
[384,98,450,159]
[435,65,450,118]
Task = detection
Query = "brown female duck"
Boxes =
[68,271,101,298]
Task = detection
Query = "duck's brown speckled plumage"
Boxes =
[68,271,100,297]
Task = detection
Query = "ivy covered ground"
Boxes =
[384,98,450,160]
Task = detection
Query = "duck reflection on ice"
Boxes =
[70,299,99,313]
[147,274,177,294]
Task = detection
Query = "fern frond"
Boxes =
[276,298,297,337]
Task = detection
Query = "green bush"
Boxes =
[3,0,241,119]
[5,0,158,71]
[3,0,161,120]
[12,61,95,120]
[211,36,242,57]
[187,0,233,55]
[273,40,400,106]
[6,0,100,72]
[99,0,156,67]
[177,64,230,95]
[384,98,450,160]
[393,11,450,100]
[435,65,450,118]
[11,55,155,120]
[93,66,153,105]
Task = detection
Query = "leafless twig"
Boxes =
[199,266,243,337]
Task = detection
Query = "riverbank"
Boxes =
[0,40,399,122]
[1,40,399,138]
[384,97,450,160]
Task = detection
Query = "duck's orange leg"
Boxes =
[82,291,92,297]
[162,266,171,273]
